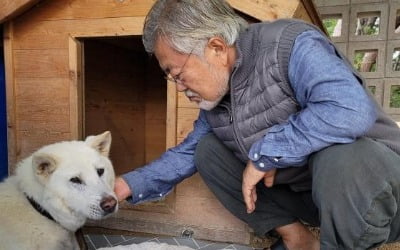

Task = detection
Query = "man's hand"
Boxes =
[114,177,132,202]
[242,161,277,214]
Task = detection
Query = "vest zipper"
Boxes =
[219,103,233,124]
[228,72,249,158]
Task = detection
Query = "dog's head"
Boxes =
[29,131,118,228]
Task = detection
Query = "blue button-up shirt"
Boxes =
[123,30,377,204]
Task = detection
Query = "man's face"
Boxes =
[154,37,231,110]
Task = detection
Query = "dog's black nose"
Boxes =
[100,196,117,214]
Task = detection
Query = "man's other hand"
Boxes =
[242,161,276,214]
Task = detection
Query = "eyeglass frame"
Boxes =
[164,46,196,85]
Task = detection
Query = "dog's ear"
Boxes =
[85,131,112,157]
[32,153,57,178]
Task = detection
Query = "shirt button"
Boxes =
[259,162,265,168]
[254,153,259,159]
[138,193,143,198]
[273,158,279,162]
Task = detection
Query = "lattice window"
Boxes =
[316,0,400,121]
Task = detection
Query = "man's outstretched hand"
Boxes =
[114,177,132,202]
[242,161,276,214]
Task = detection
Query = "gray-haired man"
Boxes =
[114,0,400,249]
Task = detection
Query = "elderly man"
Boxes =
[114,0,400,249]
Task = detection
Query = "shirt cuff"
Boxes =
[249,138,281,171]
[121,171,148,204]
[251,155,281,171]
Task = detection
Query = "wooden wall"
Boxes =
[5,0,151,168]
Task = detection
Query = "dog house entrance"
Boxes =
[82,36,173,210]
[83,36,167,176]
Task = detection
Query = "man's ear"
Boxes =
[205,37,229,65]
[32,153,57,178]
[85,131,112,157]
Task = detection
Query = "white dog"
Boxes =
[0,131,118,250]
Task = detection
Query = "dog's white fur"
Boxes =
[0,131,118,250]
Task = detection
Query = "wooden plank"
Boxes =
[176,108,199,139]
[15,78,70,135]
[295,0,327,33]
[14,49,69,78]
[88,210,249,245]
[13,16,146,49]
[0,0,41,24]
[177,92,198,109]
[166,83,177,149]
[15,77,69,105]
[292,1,313,23]
[14,0,154,22]
[4,22,18,170]
[17,103,70,132]
[227,0,300,21]
[68,37,83,140]
[17,130,71,163]
[176,173,216,199]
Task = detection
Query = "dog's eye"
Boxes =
[70,177,82,184]
[97,168,104,177]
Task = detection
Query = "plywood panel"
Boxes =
[68,37,83,139]
[16,130,72,163]
[176,173,215,199]
[17,103,70,131]
[0,0,40,23]
[15,0,154,22]
[89,180,250,244]
[13,17,145,49]
[15,77,69,105]
[14,49,69,78]
[15,77,70,143]
[176,108,199,139]
[4,22,18,169]
[177,92,198,108]
[227,0,300,20]
[166,83,177,149]
[293,1,313,23]
[174,194,248,236]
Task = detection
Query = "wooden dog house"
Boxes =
[2,0,324,245]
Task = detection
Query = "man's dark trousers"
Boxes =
[194,133,400,249]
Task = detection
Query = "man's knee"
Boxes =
[310,138,400,248]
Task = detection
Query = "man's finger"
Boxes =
[242,184,255,213]
[252,188,257,204]
[263,169,276,187]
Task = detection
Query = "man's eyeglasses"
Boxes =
[164,47,195,85]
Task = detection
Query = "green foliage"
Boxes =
[353,52,377,72]
[368,86,376,95]
[390,86,400,108]
[362,24,379,35]
[323,18,338,37]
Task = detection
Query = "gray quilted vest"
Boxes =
[205,19,400,171]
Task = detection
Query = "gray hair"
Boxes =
[142,0,248,56]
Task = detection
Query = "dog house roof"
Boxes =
[1,0,325,32]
